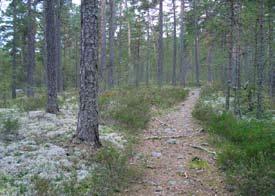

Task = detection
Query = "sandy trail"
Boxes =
[123,89,231,196]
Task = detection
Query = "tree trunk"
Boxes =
[226,0,234,111]
[11,0,17,99]
[75,0,101,148]
[207,42,214,83]
[117,1,123,86]
[99,0,106,81]
[172,0,177,86]
[45,0,59,113]
[179,0,186,86]
[55,0,63,92]
[26,0,35,97]
[157,0,163,87]
[146,9,151,86]
[268,3,275,104]
[108,0,115,88]
[234,1,241,117]
[256,0,265,119]
[194,0,200,87]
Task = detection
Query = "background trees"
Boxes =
[0,0,274,118]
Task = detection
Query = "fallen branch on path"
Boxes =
[190,145,217,157]
[153,118,173,128]
[145,135,186,140]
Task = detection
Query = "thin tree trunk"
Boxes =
[125,0,131,84]
[75,0,101,148]
[179,0,186,86]
[45,0,59,113]
[172,0,177,86]
[11,0,17,99]
[194,0,200,87]
[268,3,275,104]
[117,1,123,86]
[157,0,163,87]
[146,9,151,86]
[26,0,35,97]
[234,1,241,117]
[207,42,214,83]
[256,0,265,119]
[108,0,115,88]
[226,0,234,111]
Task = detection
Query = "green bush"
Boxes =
[0,115,20,135]
[112,93,151,130]
[86,145,140,195]
[101,86,188,131]
[193,101,275,195]
[16,95,47,112]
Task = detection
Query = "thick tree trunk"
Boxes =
[194,0,200,87]
[45,0,59,113]
[55,0,63,92]
[99,0,106,81]
[108,0,115,88]
[26,0,35,97]
[75,0,101,148]
[179,0,186,86]
[157,0,163,87]
[256,0,265,119]
[172,0,177,86]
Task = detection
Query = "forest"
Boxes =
[0,0,274,195]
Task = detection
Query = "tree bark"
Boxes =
[226,0,234,111]
[45,0,59,113]
[146,9,151,86]
[194,0,200,87]
[55,0,63,92]
[75,0,101,148]
[172,0,177,86]
[234,0,241,117]
[179,0,186,86]
[108,0,115,88]
[268,2,275,104]
[207,42,214,83]
[256,0,265,119]
[11,0,17,99]
[99,0,106,81]
[26,0,36,97]
[157,0,164,87]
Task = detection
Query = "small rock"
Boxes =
[166,139,177,144]
[28,111,44,119]
[177,155,184,160]
[44,113,57,120]
[155,186,163,192]
[225,184,236,192]
[177,165,185,176]
[151,151,162,158]
[168,180,177,186]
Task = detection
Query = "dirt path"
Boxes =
[124,89,231,196]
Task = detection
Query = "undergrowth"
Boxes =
[29,85,188,195]
[193,87,275,195]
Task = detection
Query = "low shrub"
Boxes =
[0,114,20,135]
[193,101,275,195]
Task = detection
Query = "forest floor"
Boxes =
[123,89,231,196]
